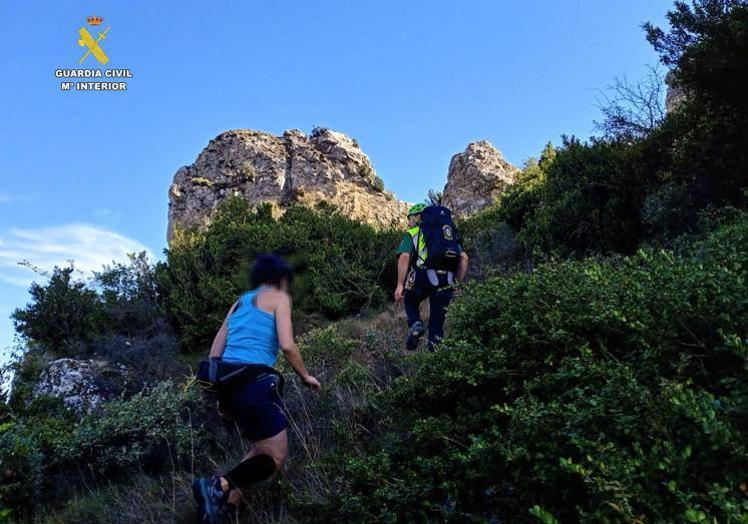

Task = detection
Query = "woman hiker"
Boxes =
[192,253,321,523]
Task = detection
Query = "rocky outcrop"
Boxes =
[442,141,518,218]
[665,70,687,113]
[167,128,408,242]
[32,358,126,416]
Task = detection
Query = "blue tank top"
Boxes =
[221,287,279,367]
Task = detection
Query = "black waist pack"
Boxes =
[196,358,283,395]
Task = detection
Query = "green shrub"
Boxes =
[5,349,51,415]
[158,198,401,352]
[322,217,747,522]
[9,252,166,360]
[43,491,108,524]
[0,422,44,522]
[11,267,103,355]
[459,214,522,280]
[94,252,164,337]
[640,181,695,240]
[519,137,654,258]
[1,380,206,520]
[292,326,358,375]
[498,143,555,232]
[58,380,202,477]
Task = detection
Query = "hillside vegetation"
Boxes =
[2,1,747,522]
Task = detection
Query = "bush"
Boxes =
[94,252,164,337]
[158,198,401,352]
[496,143,555,234]
[10,253,166,360]
[90,328,184,387]
[271,321,408,522]
[371,175,385,192]
[58,380,203,477]
[35,472,198,524]
[641,180,697,240]
[519,136,653,258]
[0,421,44,521]
[0,380,206,520]
[5,347,51,415]
[457,148,557,278]
[11,267,103,355]
[459,215,522,280]
[321,217,748,522]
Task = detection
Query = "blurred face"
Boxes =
[407,214,420,227]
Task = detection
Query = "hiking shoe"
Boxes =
[405,321,424,350]
[192,476,227,524]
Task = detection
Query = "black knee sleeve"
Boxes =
[224,453,277,490]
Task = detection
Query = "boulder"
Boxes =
[442,141,518,218]
[32,358,126,416]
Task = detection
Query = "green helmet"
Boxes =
[408,203,428,216]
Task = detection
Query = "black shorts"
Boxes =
[219,374,287,441]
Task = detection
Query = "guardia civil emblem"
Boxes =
[78,16,110,65]
[442,224,454,240]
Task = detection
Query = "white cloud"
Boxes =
[0,193,35,205]
[0,274,34,288]
[0,223,153,287]
[93,208,121,220]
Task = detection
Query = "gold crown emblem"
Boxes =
[87,15,104,25]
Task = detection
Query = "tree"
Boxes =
[643,0,748,206]
[11,266,102,353]
[644,0,748,109]
[595,66,666,140]
[94,252,163,336]
[426,189,443,206]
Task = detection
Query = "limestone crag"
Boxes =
[32,358,127,416]
[665,70,687,113]
[442,141,518,218]
[167,128,408,242]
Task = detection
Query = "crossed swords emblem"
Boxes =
[78,26,111,65]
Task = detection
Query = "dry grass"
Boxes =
[32,304,431,523]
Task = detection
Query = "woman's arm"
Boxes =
[275,292,321,390]
[208,301,239,358]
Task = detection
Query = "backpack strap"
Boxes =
[407,225,427,270]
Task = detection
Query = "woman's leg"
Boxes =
[221,429,288,503]
[246,428,288,466]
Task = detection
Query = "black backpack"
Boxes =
[418,205,461,272]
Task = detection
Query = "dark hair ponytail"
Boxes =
[250,253,293,289]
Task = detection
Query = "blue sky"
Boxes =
[0,0,671,359]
